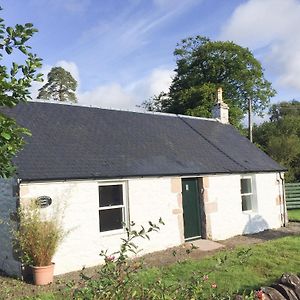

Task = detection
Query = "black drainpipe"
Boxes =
[279,172,287,227]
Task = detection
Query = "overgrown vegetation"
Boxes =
[253,100,300,182]
[0,8,42,178]
[12,202,67,266]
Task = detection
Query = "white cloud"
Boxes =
[79,83,137,110]
[79,67,173,110]
[128,67,174,99]
[31,60,173,111]
[220,0,300,91]
[78,0,199,58]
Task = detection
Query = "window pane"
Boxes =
[99,208,123,232]
[241,178,252,194]
[99,185,123,207]
[242,195,252,211]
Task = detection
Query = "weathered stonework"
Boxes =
[205,202,218,214]
[172,208,183,215]
[202,177,209,189]
[276,195,283,205]
[0,178,21,277]
[205,215,212,240]
[171,177,185,244]
[171,178,181,193]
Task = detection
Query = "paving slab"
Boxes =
[188,239,225,251]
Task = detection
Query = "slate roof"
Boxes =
[2,101,285,181]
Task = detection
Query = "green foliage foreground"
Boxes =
[0,10,42,178]
[25,235,300,300]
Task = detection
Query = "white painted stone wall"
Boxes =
[2,172,284,276]
[0,178,21,277]
[205,172,284,240]
[19,177,183,275]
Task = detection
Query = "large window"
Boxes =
[98,183,126,232]
[240,177,253,211]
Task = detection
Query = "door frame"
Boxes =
[181,177,203,241]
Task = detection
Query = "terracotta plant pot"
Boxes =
[31,263,55,285]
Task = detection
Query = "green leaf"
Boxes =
[5,46,12,54]
[1,132,11,140]
[6,26,13,35]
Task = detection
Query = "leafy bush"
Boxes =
[66,220,255,300]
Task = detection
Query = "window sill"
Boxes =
[242,210,258,216]
[99,228,126,237]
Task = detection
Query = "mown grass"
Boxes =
[136,235,300,296]
[25,235,300,299]
[288,209,300,221]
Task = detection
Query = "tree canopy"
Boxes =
[37,66,77,102]
[253,100,300,182]
[142,36,276,128]
[0,12,42,178]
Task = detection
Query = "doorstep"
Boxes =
[187,239,225,251]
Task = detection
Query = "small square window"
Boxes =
[98,184,126,233]
[241,178,252,194]
[242,195,252,211]
[99,208,123,232]
[99,185,123,207]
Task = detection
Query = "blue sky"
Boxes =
[5,0,300,117]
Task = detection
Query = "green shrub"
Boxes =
[67,220,255,300]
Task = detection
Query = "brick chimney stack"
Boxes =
[212,87,229,124]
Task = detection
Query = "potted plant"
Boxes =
[13,201,66,285]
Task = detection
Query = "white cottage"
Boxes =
[0,98,286,276]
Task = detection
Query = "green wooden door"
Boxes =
[182,178,202,240]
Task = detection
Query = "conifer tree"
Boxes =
[38,67,77,102]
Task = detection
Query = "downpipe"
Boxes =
[279,172,287,227]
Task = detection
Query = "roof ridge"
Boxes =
[28,100,217,122]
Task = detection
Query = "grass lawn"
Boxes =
[288,209,300,221]
[21,235,300,300]
[137,235,300,297]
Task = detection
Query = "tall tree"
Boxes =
[37,67,77,102]
[142,36,276,128]
[0,10,42,178]
[253,101,300,182]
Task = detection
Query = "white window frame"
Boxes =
[98,181,128,235]
[240,176,254,212]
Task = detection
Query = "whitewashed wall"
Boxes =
[204,172,284,240]
[19,177,184,275]
[0,178,21,277]
[2,172,284,276]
